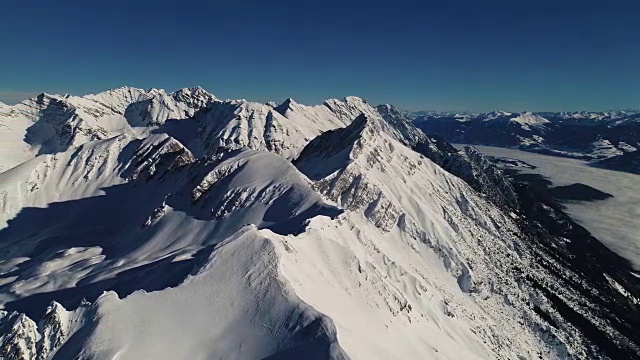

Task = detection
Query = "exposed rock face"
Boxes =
[442,146,520,210]
[36,302,72,360]
[507,171,640,359]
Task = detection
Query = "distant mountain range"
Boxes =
[410,111,640,173]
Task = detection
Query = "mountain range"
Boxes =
[0,87,639,359]
[411,111,640,173]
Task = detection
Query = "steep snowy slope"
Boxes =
[293,114,574,357]
[295,113,640,359]
[375,104,519,210]
[59,228,349,360]
[0,129,354,358]
[0,228,350,360]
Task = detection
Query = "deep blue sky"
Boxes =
[1,0,639,111]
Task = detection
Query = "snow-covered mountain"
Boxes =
[412,110,640,164]
[0,86,217,173]
[195,96,375,159]
[1,88,639,359]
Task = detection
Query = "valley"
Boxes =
[460,144,640,271]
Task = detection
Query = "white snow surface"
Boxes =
[0,88,608,359]
[73,227,347,360]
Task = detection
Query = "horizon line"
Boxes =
[1,88,638,114]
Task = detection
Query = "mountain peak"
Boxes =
[35,92,57,100]
[172,86,211,96]
[347,112,386,137]
[274,97,297,115]
[110,85,147,92]
[509,113,550,126]
[344,95,367,104]
[169,86,217,105]
[293,112,385,180]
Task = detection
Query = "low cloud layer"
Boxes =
[465,144,640,271]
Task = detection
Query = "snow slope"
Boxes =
[0,134,341,301]
[70,228,349,360]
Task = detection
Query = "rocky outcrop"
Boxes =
[442,146,519,210]
[0,302,73,360]
[0,311,38,360]
[122,134,196,181]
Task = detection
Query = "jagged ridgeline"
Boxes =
[0,88,638,359]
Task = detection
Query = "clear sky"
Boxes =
[1,0,639,111]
